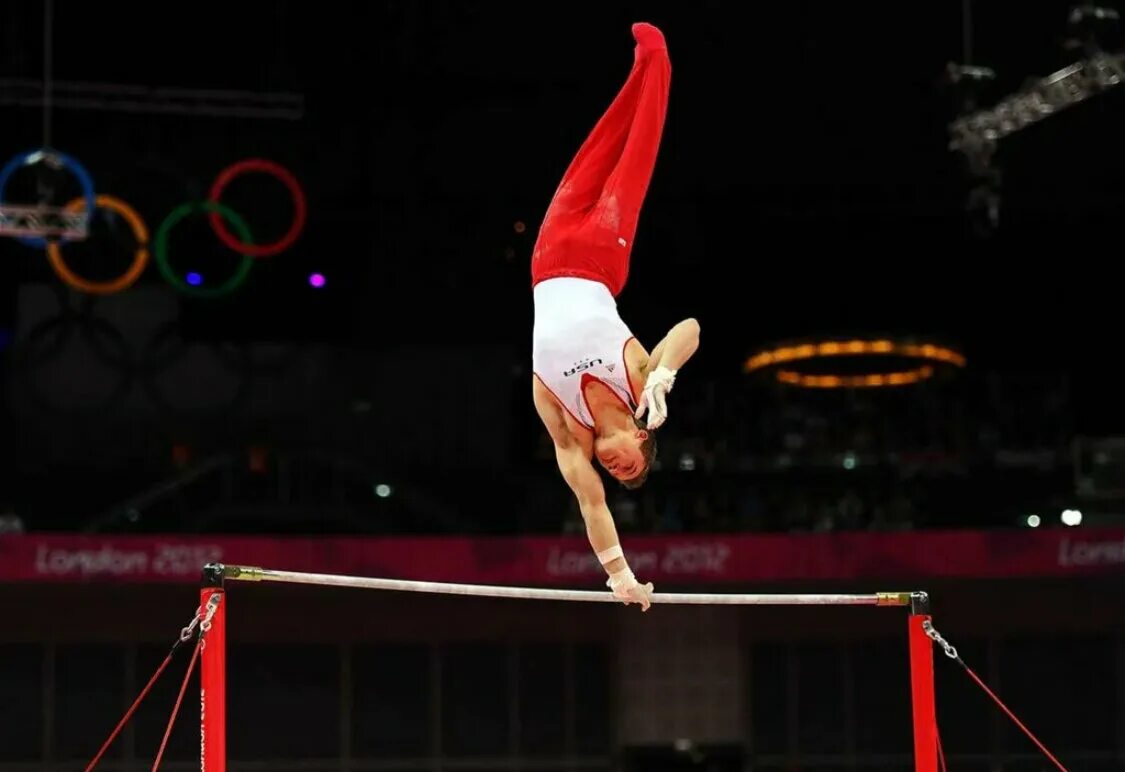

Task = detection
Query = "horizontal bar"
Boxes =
[219,564,915,607]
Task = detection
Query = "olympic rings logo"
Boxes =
[0,150,307,298]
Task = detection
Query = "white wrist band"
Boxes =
[606,567,638,592]
[597,545,624,565]
[648,365,677,388]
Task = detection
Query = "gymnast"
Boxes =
[530,23,700,611]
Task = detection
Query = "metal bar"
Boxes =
[217,564,915,607]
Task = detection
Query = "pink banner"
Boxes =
[1,528,1124,585]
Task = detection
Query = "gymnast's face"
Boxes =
[595,428,649,481]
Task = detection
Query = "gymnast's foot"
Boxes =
[632,22,667,56]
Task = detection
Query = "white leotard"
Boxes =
[532,277,637,430]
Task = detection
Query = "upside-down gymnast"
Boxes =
[531,23,700,611]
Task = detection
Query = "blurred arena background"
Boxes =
[0,1,1123,770]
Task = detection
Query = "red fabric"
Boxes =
[531,22,671,297]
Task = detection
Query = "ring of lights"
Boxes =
[154,201,256,299]
[0,149,307,297]
[208,158,307,257]
[744,339,965,389]
[46,195,150,295]
[0,149,96,247]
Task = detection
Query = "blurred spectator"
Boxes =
[2,368,1078,537]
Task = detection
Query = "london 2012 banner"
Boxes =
[1,528,1123,584]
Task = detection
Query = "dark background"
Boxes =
[2,0,1123,370]
[1,4,1124,771]
[3,1,1124,534]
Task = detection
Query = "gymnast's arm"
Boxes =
[634,318,700,429]
[644,317,701,375]
[531,380,623,563]
[532,380,650,608]
[553,444,622,558]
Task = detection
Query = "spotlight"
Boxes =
[1026,514,1041,528]
[1061,509,1083,526]
[186,272,203,286]
[374,484,392,498]
[308,273,326,288]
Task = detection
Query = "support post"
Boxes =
[908,592,938,772]
[201,564,227,772]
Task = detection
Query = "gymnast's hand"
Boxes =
[635,365,676,430]
[621,580,655,611]
[608,571,655,611]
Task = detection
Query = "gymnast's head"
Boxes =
[595,417,657,489]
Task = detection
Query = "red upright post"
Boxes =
[200,565,227,772]
[908,593,938,772]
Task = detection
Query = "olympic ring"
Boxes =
[1,152,305,296]
[0,149,96,247]
[208,158,307,257]
[155,201,256,299]
[46,195,150,295]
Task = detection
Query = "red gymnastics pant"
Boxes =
[530,23,671,298]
